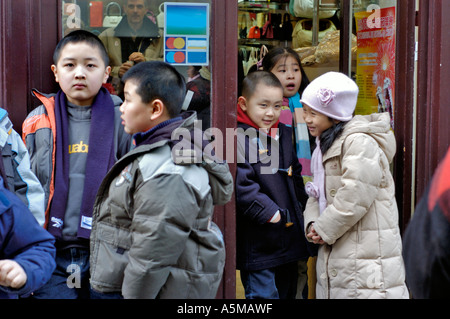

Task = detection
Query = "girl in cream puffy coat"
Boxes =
[300,72,409,299]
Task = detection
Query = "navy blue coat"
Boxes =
[236,123,317,271]
[0,177,56,299]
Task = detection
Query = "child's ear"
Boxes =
[51,65,59,83]
[103,66,112,84]
[238,96,247,112]
[149,99,165,120]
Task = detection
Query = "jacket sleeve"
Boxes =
[6,130,45,226]
[403,148,450,298]
[21,105,53,211]
[0,189,55,297]
[122,173,201,299]
[314,134,383,245]
[304,196,320,237]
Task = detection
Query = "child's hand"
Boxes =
[269,213,281,223]
[0,260,27,289]
[268,210,283,224]
[306,224,325,245]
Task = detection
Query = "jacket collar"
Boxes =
[322,113,394,163]
[236,104,279,139]
[133,116,183,147]
[322,134,345,163]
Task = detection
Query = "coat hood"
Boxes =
[133,111,233,206]
[341,112,396,162]
[170,112,234,206]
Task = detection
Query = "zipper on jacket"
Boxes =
[326,245,332,299]
[356,222,361,243]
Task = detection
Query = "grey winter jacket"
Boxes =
[89,112,233,299]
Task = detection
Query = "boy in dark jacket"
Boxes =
[0,177,56,299]
[236,71,316,299]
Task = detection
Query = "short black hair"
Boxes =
[53,30,109,66]
[122,61,186,118]
[241,70,283,100]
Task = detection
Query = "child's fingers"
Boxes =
[0,262,13,286]
[0,260,26,288]
[9,270,26,288]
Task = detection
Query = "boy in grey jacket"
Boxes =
[89,61,233,299]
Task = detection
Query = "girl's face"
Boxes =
[271,55,302,98]
[302,104,335,137]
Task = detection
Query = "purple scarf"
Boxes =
[48,87,116,239]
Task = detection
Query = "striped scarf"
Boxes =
[280,92,312,181]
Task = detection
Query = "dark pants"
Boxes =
[240,262,298,299]
[31,247,90,299]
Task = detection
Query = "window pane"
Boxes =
[61,0,212,129]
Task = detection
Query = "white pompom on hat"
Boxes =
[300,72,359,121]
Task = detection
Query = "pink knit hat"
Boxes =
[300,72,359,121]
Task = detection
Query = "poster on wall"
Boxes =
[163,2,210,66]
[355,6,396,129]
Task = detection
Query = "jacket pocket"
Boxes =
[250,209,288,257]
[90,221,132,292]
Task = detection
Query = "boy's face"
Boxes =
[51,42,110,106]
[239,83,283,131]
[120,81,154,135]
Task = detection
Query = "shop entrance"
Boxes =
[235,0,419,299]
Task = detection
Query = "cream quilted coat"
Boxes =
[304,113,409,299]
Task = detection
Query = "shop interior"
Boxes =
[61,0,397,130]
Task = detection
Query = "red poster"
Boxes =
[355,7,396,129]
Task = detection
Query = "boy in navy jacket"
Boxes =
[235,71,316,299]
[0,177,56,299]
